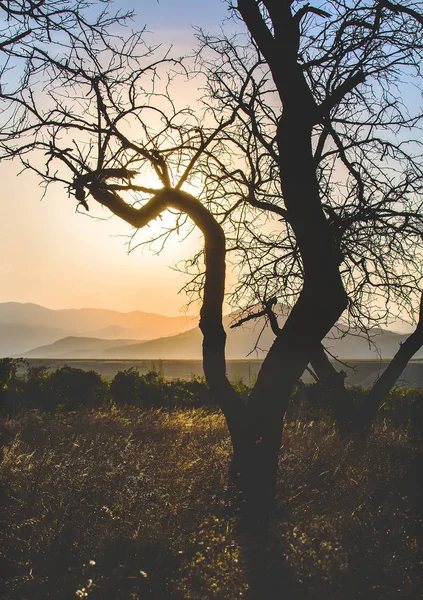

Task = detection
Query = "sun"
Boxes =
[124,169,204,255]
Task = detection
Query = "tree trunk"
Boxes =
[355,325,423,435]
[310,344,356,434]
[237,283,348,529]
[230,3,349,528]
[307,292,423,438]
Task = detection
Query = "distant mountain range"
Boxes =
[0,302,195,357]
[3,301,419,361]
[24,336,139,359]
[0,322,73,357]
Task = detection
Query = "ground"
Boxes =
[1,408,422,599]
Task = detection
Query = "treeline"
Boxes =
[0,358,422,429]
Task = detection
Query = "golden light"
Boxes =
[126,168,206,249]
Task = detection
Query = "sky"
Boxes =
[0,0,232,315]
[0,1,419,331]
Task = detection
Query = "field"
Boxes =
[1,405,422,599]
[22,357,423,388]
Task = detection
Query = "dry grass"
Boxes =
[1,408,421,599]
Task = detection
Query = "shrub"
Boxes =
[110,370,216,411]
[42,366,108,412]
[169,377,215,410]
[23,365,50,411]
[0,358,27,416]
[110,369,152,407]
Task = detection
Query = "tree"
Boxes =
[0,1,132,96]
[2,0,423,530]
[196,0,423,438]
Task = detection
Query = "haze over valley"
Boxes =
[0,302,195,357]
[1,301,419,362]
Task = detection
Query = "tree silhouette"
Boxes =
[2,0,423,529]
[197,1,423,436]
[0,1,132,102]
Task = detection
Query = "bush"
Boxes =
[41,366,108,412]
[2,360,423,432]
[0,358,27,416]
[110,370,216,411]
[0,358,17,415]
[168,377,215,410]
[110,369,163,408]
[23,365,50,411]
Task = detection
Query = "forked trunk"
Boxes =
[310,344,356,435]
[232,295,348,530]
[355,325,423,436]
[306,297,423,439]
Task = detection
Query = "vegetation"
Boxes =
[1,2,422,594]
[1,404,421,599]
[1,362,421,597]
[1,359,423,427]
[0,360,219,415]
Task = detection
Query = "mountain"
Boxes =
[101,323,417,361]
[322,328,413,360]
[87,325,138,339]
[0,302,196,357]
[24,336,143,359]
[0,322,73,357]
[0,302,195,337]
[88,325,167,340]
[6,301,419,361]
[23,316,420,361]
[101,329,204,359]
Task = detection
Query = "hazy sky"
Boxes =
[0,0,231,315]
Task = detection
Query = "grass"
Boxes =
[1,407,422,599]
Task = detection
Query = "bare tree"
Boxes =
[196,1,423,435]
[2,0,423,530]
[0,0,133,150]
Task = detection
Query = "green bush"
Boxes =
[23,365,50,411]
[41,366,108,412]
[110,368,144,407]
[168,377,215,410]
[110,370,216,411]
[110,369,167,408]
[0,358,27,415]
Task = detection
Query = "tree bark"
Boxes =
[234,0,349,526]
[310,344,356,434]
[85,181,247,461]
[240,282,347,528]
[355,319,423,435]
[308,292,423,438]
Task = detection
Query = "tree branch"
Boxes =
[318,71,366,121]
[75,170,246,437]
[355,289,423,434]
[379,0,423,27]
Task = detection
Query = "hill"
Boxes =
[0,322,72,357]
[0,302,196,357]
[0,302,195,336]
[23,336,143,359]
[23,314,421,361]
[101,324,417,361]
